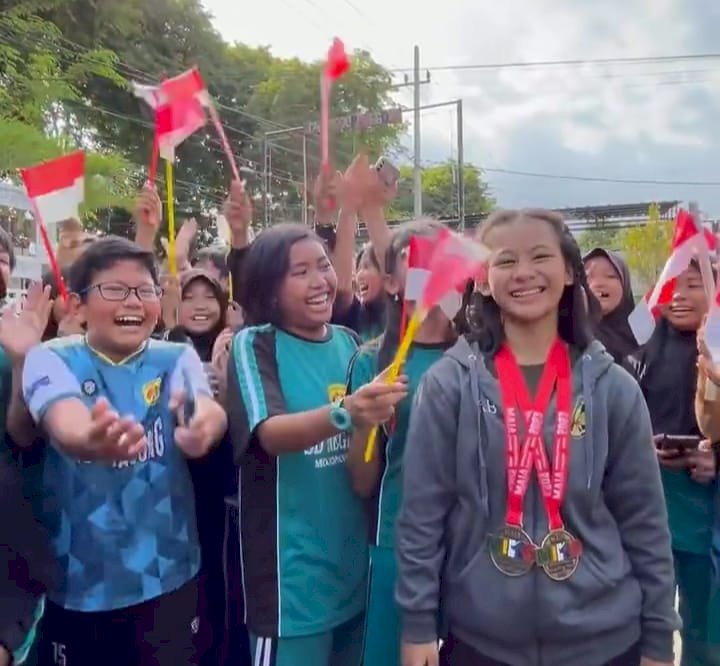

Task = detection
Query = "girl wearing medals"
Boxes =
[395,209,678,666]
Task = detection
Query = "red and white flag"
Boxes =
[160,68,210,106]
[131,77,206,162]
[628,209,716,344]
[405,229,487,318]
[20,151,85,224]
[133,68,240,180]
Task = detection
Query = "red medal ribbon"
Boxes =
[495,339,573,531]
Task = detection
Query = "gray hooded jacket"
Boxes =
[396,338,678,666]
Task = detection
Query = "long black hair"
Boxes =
[238,223,326,327]
[466,208,598,354]
[373,219,446,370]
[355,243,385,335]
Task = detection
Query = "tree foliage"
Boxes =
[390,161,494,219]
[577,226,620,254]
[0,4,136,224]
[616,203,673,290]
[0,0,491,234]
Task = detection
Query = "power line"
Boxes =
[389,53,720,73]
[0,20,364,171]
[483,167,720,187]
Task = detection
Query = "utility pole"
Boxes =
[301,134,309,225]
[263,125,306,227]
[413,45,422,217]
[456,99,465,230]
[401,100,465,229]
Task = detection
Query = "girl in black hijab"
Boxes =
[583,248,637,362]
[165,270,241,666]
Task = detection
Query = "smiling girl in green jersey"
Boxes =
[346,221,458,666]
[227,224,407,666]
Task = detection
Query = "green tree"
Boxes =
[616,203,673,291]
[0,119,135,224]
[390,161,494,220]
[577,226,619,254]
[2,0,409,229]
[0,5,136,224]
[0,2,124,130]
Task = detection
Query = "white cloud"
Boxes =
[203,0,720,211]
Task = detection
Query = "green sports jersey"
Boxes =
[661,466,714,554]
[348,342,448,548]
[229,324,368,638]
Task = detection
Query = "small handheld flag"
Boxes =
[628,208,716,344]
[364,229,488,462]
[20,151,86,304]
[320,38,351,210]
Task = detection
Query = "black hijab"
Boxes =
[583,248,637,363]
[631,317,700,437]
[167,269,227,362]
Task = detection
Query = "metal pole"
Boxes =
[263,135,270,227]
[457,99,465,231]
[302,134,308,226]
[413,45,422,217]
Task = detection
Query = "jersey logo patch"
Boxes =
[571,399,586,438]
[82,379,97,396]
[142,378,162,406]
[327,383,346,404]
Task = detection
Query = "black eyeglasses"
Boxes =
[86,283,162,302]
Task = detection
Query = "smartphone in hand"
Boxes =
[374,156,400,188]
[656,434,701,454]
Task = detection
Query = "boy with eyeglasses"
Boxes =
[22,236,227,666]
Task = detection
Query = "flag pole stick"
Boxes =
[207,101,241,182]
[363,309,424,463]
[32,205,68,304]
[165,159,177,276]
[148,131,159,187]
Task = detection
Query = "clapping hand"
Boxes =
[0,282,53,362]
[88,398,147,461]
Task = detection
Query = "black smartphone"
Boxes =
[182,368,196,424]
[656,434,701,453]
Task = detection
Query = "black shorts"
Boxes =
[37,578,199,666]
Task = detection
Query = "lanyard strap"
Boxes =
[495,339,572,530]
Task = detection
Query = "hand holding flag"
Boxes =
[364,229,488,461]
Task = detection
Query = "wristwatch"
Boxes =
[329,397,353,432]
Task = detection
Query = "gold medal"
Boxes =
[537,529,582,581]
[489,525,536,576]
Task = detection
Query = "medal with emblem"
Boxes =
[489,525,536,576]
[494,339,579,580]
[538,529,583,581]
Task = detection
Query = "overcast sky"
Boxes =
[202,0,720,213]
